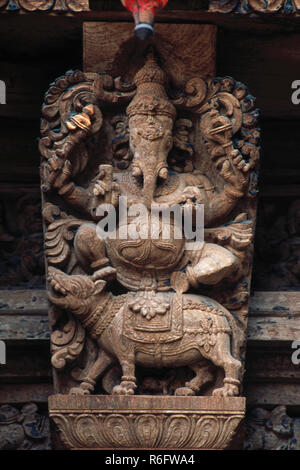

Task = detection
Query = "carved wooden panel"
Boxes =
[209,0,300,14]
[39,23,259,449]
[245,406,300,450]
[0,185,44,289]
[0,0,89,12]
[83,23,217,84]
[0,403,51,450]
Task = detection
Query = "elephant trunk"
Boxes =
[132,159,168,211]
[142,168,158,211]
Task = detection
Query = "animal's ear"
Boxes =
[169,118,194,173]
[94,279,106,294]
[111,114,132,170]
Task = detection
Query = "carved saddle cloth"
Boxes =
[122,290,183,344]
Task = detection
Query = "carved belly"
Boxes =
[107,215,185,270]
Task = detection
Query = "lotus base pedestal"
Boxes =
[49,395,245,450]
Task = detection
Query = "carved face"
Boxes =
[129,114,174,209]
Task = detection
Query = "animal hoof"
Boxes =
[174,387,195,396]
[112,381,136,395]
[69,387,90,395]
[212,384,239,397]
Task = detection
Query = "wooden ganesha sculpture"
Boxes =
[40,53,259,398]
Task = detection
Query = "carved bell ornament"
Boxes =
[120,0,168,39]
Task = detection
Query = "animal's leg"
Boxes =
[112,357,137,395]
[211,334,242,397]
[175,361,214,396]
[70,349,113,395]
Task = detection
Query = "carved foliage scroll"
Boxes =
[209,0,298,14]
[0,0,89,12]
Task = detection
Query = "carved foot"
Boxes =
[69,380,95,395]
[174,386,196,396]
[212,379,239,397]
[112,380,137,395]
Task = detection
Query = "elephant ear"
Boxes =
[39,71,136,192]
[94,279,107,294]
[171,75,260,198]
[111,114,132,170]
[39,71,102,190]
[168,118,195,173]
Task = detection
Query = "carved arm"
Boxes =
[179,164,247,227]
[50,162,120,220]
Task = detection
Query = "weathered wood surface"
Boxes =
[1,290,299,342]
[0,384,53,404]
[84,22,216,82]
[247,291,300,343]
[0,290,48,315]
[245,347,300,381]
[244,383,300,407]
[0,291,49,340]
[0,315,50,341]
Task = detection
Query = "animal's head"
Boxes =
[125,53,176,210]
[47,267,106,315]
[111,55,195,203]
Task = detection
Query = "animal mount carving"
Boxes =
[40,52,259,401]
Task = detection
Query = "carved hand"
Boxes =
[220,150,249,195]
[93,168,120,207]
[48,157,72,190]
[93,168,111,197]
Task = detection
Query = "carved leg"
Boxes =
[186,243,238,287]
[74,224,115,280]
[210,335,241,397]
[112,359,137,396]
[70,349,113,395]
[175,361,214,396]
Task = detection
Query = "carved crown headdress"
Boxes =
[126,53,176,119]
